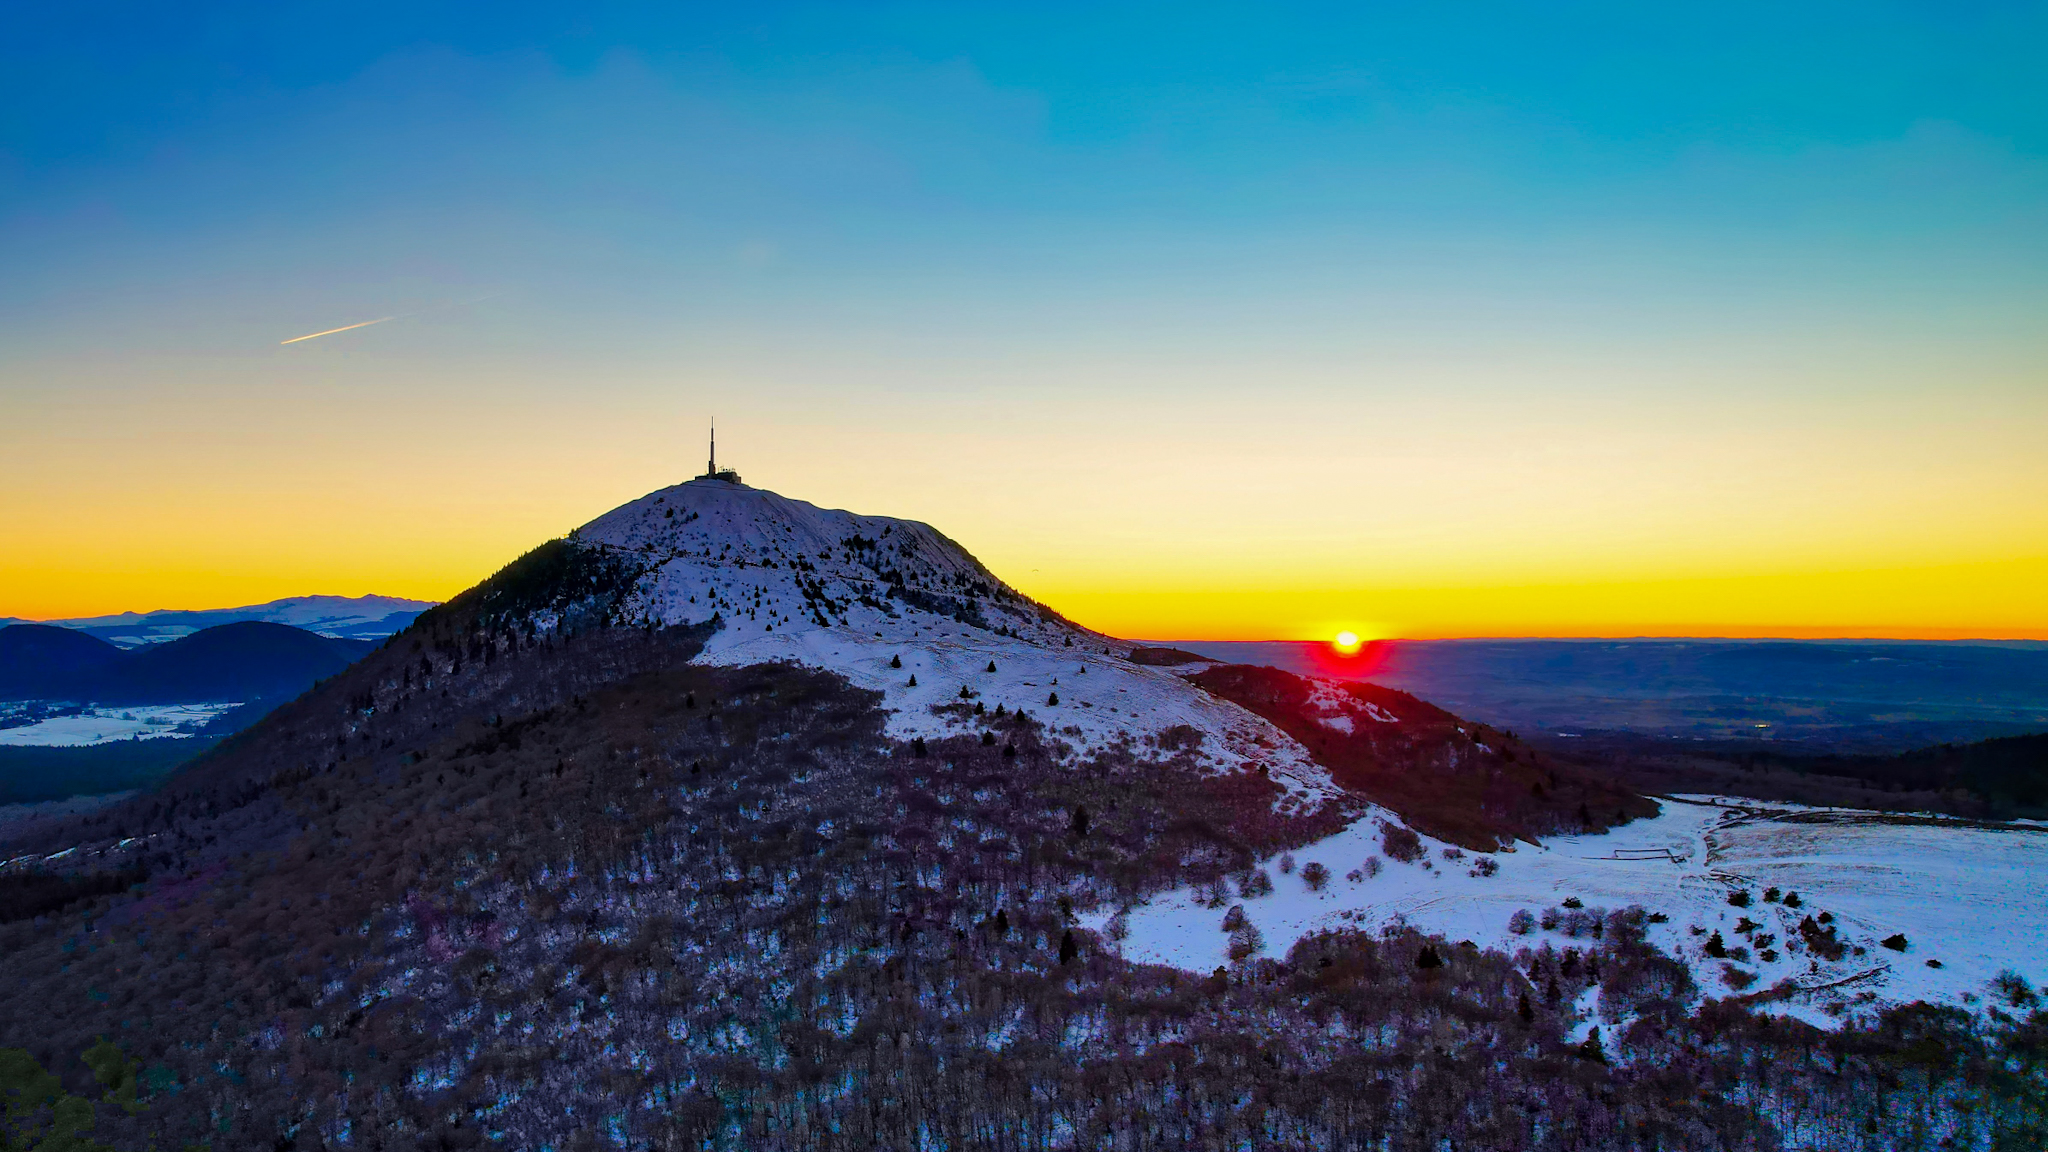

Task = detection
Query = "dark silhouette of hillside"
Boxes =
[0,620,373,705]
[0,624,124,697]
[79,620,371,704]
[1553,729,2048,819]
[0,739,221,806]
[1190,663,1658,849]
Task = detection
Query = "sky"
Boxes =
[3,2,2046,640]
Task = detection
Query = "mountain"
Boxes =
[38,594,434,647]
[0,478,2039,1150]
[0,624,125,698]
[73,620,375,704]
[0,620,374,706]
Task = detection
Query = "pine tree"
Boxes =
[1059,930,1078,965]
[890,655,902,669]
[1577,1027,1607,1063]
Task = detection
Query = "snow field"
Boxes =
[0,702,240,747]
[1097,796,2048,1029]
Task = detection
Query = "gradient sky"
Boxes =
[4,2,2046,639]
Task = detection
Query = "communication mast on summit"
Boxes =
[700,421,742,484]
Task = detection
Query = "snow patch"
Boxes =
[1097,796,2048,1027]
[568,480,1339,799]
[0,703,240,746]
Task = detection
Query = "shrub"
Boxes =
[1227,923,1265,962]
[1782,891,1802,908]
[1362,856,1383,878]
[1727,890,1751,908]
[1380,823,1424,863]
[1798,916,1847,961]
[1240,869,1275,898]
[1300,862,1330,891]
[1471,857,1499,877]
[1277,853,1296,875]
[1221,904,1247,933]
[1508,909,1536,935]
[1992,970,2039,1008]
[1561,896,1583,910]
[1881,933,1909,952]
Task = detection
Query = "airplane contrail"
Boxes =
[279,316,395,345]
[277,292,509,346]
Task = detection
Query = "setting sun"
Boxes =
[1333,630,1361,653]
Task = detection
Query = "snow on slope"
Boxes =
[570,478,1336,801]
[1096,795,2048,1028]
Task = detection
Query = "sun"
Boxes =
[1332,630,1362,653]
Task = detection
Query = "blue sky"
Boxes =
[4,2,2046,636]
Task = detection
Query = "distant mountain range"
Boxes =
[0,593,433,647]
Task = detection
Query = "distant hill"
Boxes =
[30,593,433,647]
[0,620,375,705]
[1554,728,2048,819]
[0,625,124,698]
[1170,638,2048,753]
[75,621,374,704]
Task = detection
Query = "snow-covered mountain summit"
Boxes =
[574,477,1090,647]
[566,477,1337,800]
